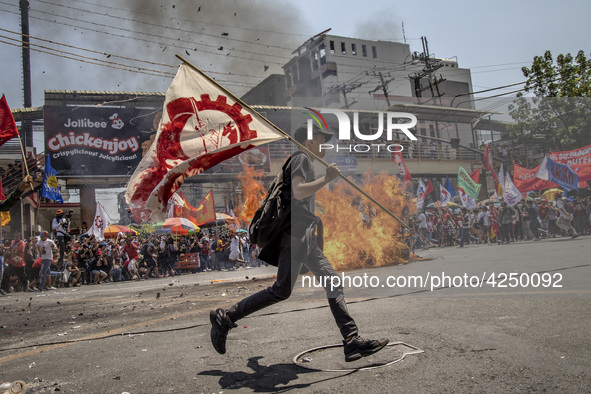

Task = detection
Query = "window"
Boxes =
[312,50,319,70]
[351,43,357,55]
[372,46,377,58]
[362,44,367,57]
[329,40,335,54]
[319,43,326,65]
[341,42,346,55]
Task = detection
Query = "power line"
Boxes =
[0,39,172,79]
[0,26,276,81]
[0,33,176,77]
[0,39,257,90]
[35,0,297,52]
[27,0,294,62]
[0,4,287,67]
[65,0,311,39]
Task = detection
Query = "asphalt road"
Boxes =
[0,236,590,393]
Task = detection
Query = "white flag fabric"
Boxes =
[498,163,505,194]
[86,202,111,241]
[440,184,452,207]
[126,63,285,223]
[167,192,185,218]
[503,174,522,207]
[458,189,476,210]
[416,179,427,210]
[536,157,549,180]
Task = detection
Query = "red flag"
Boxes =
[469,168,481,183]
[512,163,557,193]
[483,144,493,171]
[193,190,216,225]
[425,180,434,197]
[0,95,19,147]
[125,64,285,223]
[392,151,412,181]
[172,190,216,226]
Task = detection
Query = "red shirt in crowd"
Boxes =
[6,240,25,268]
[122,243,139,260]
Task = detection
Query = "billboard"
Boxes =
[44,106,157,176]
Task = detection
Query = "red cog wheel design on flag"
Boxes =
[95,216,104,231]
[156,94,256,169]
[129,94,258,223]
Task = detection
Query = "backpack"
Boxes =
[249,152,304,248]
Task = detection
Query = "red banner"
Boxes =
[547,144,591,182]
[513,163,557,193]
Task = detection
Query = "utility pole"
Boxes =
[377,72,392,107]
[368,72,394,107]
[327,82,363,109]
[402,21,407,45]
[20,0,33,148]
[409,36,446,105]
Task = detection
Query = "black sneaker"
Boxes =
[209,308,237,354]
[343,335,389,362]
[571,233,579,239]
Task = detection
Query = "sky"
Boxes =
[0,0,589,220]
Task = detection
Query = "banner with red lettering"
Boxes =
[513,163,557,193]
[547,144,591,182]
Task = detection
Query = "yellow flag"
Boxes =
[1,211,10,226]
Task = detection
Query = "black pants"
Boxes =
[500,223,512,243]
[56,236,66,266]
[226,231,358,340]
[1,265,28,291]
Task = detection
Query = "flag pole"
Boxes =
[175,55,410,230]
[9,102,34,191]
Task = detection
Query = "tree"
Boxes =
[508,50,591,151]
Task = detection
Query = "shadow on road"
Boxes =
[198,356,356,392]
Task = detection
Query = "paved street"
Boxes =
[0,237,590,393]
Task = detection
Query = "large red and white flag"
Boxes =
[0,95,19,147]
[126,63,285,222]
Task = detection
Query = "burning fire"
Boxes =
[237,163,414,270]
[317,171,414,270]
[237,164,267,228]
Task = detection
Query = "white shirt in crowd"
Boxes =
[37,239,56,260]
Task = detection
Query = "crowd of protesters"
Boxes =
[0,218,265,295]
[1,191,589,295]
[407,192,590,251]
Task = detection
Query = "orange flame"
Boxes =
[237,163,414,270]
[317,170,414,270]
[237,164,267,228]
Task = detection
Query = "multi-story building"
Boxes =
[243,33,487,148]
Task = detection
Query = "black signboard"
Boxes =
[44,106,157,176]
